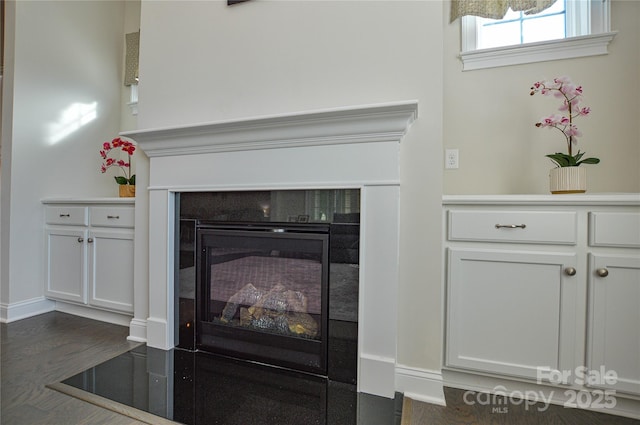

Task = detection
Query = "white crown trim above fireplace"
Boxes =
[124,101,418,157]
[123,101,418,399]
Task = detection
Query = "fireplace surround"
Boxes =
[176,189,361,382]
[124,101,418,398]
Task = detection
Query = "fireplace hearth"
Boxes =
[176,190,360,382]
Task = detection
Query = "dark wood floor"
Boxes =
[1,312,145,425]
[2,312,639,425]
[403,387,640,425]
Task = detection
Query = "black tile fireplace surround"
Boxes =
[176,189,361,386]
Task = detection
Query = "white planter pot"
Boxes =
[549,166,586,194]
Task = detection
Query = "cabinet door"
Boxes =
[87,229,134,313]
[446,248,578,381]
[45,228,87,303]
[588,254,640,396]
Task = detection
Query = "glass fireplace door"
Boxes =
[196,223,329,375]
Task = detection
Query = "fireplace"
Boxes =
[124,101,417,397]
[176,190,361,381]
[196,222,330,374]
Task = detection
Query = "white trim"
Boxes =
[128,84,138,116]
[460,32,617,71]
[395,365,446,406]
[121,101,418,157]
[146,316,172,350]
[54,301,132,327]
[0,297,55,323]
[360,354,397,398]
[127,317,147,343]
[147,180,400,193]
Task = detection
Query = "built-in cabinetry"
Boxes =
[443,194,640,418]
[43,199,135,322]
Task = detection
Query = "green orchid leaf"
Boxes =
[578,157,600,165]
[546,154,570,167]
[129,175,136,185]
[546,152,599,167]
[114,176,128,185]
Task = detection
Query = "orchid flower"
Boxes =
[530,77,599,167]
[99,137,136,185]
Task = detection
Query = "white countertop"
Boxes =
[443,193,640,206]
[42,197,135,205]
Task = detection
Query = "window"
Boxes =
[460,0,616,71]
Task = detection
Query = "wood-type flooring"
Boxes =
[1,312,144,424]
[402,387,640,425]
[2,312,639,425]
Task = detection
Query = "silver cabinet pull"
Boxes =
[596,268,609,277]
[87,238,94,244]
[495,224,526,229]
[107,215,120,219]
[565,267,577,276]
[77,237,84,243]
[60,214,70,217]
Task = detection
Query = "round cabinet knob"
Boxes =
[596,268,609,277]
[87,238,94,243]
[77,237,84,243]
[564,267,577,276]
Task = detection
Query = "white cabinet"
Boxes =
[445,207,580,382]
[44,199,135,315]
[45,227,87,304]
[443,194,640,402]
[588,254,640,396]
[586,208,640,397]
[447,248,578,380]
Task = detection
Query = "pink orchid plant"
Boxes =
[530,76,600,167]
[100,137,136,185]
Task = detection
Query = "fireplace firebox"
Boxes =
[176,189,360,384]
[196,222,330,374]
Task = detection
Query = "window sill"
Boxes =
[459,32,618,71]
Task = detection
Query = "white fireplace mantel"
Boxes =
[122,101,418,157]
[124,101,418,399]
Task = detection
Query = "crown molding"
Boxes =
[121,101,418,158]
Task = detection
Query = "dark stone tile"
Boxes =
[62,346,400,425]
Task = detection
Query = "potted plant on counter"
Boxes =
[100,137,136,197]
[530,76,599,193]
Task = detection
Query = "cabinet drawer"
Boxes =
[589,212,640,248]
[448,210,577,244]
[45,206,88,226]
[89,207,135,228]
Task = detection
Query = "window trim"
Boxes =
[459,0,615,71]
[460,31,617,71]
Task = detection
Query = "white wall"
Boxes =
[443,0,640,194]
[1,1,126,317]
[136,0,445,375]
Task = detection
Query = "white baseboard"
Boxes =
[443,369,640,420]
[127,317,148,343]
[0,297,55,323]
[146,316,173,349]
[359,354,396,398]
[395,364,446,406]
[54,302,132,327]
